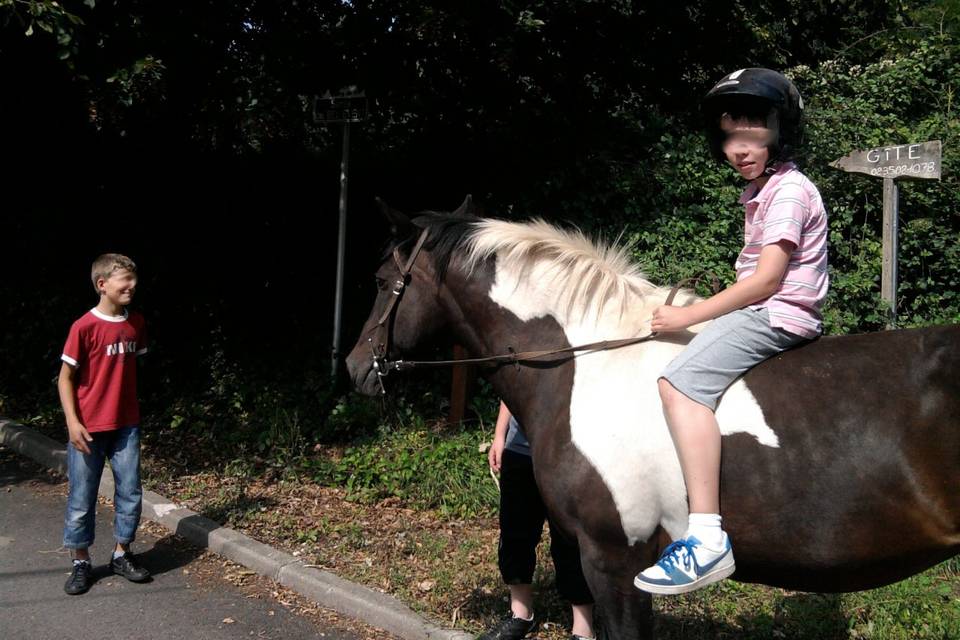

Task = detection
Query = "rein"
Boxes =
[365,227,719,394]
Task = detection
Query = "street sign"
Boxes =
[313,90,368,379]
[831,139,944,328]
[313,94,367,124]
[831,140,941,181]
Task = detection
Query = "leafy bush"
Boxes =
[315,425,499,518]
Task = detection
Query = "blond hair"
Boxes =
[91,253,137,293]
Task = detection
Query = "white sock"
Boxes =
[686,513,726,550]
[73,558,90,566]
[113,549,126,559]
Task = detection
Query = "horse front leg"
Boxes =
[579,538,656,640]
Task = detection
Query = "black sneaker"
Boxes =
[64,560,92,595]
[110,552,150,582]
[476,615,537,640]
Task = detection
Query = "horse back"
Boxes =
[724,324,960,591]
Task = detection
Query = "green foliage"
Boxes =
[100,55,166,106]
[314,425,499,519]
[4,1,916,156]
[1,0,84,61]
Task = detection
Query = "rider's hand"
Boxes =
[67,420,93,455]
[650,305,695,333]
[488,435,506,473]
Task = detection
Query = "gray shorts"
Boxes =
[660,307,807,411]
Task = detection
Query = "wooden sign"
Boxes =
[831,140,941,181]
[831,139,944,328]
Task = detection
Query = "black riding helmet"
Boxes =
[702,68,804,167]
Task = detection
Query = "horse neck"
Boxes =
[437,260,566,430]
[438,255,677,438]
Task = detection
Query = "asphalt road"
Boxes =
[0,448,361,640]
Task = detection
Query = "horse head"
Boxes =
[345,196,480,396]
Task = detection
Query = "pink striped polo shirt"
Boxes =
[735,162,829,338]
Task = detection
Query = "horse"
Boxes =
[345,197,960,639]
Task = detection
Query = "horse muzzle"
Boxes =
[345,344,383,397]
[346,338,403,396]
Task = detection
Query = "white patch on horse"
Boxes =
[477,221,780,546]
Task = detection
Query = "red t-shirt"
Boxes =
[61,308,148,432]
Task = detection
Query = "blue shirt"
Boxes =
[504,416,530,457]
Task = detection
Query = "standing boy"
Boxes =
[481,401,595,640]
[59,253,151,595]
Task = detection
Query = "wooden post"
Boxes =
[447,344,476,426]
[881,178,899,328]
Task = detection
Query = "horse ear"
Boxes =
[375,197,412,236]
[452,194,478,217]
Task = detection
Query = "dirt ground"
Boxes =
[145,466,575,638]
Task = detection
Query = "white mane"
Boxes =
[463,218,699,333]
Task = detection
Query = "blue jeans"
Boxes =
[63,425,142,549]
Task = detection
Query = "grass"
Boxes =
[647,560,960,639]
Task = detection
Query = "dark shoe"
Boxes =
[111,552,150,582]
[64,560,92,595]
[476,615,537,640]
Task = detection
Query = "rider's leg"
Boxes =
[658,378,722,523]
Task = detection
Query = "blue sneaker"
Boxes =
[633,535,735,595]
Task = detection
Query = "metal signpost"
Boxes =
[831,140,942,328]
[314,92,367,379]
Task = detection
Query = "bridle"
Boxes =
[364,227,718,395]
[364,227,431,393]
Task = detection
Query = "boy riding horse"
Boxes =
[635,68,829,595]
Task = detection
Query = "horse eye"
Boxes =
[375,276,387,290]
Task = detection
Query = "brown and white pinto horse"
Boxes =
[345,199,960,639]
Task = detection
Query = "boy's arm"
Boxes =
[652,241,793,332]
[58,362,92,454]
[488,401,513,473]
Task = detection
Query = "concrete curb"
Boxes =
[0,418,473,640]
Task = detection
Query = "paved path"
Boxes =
[0,418,467,640]
[0,449,359,640]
